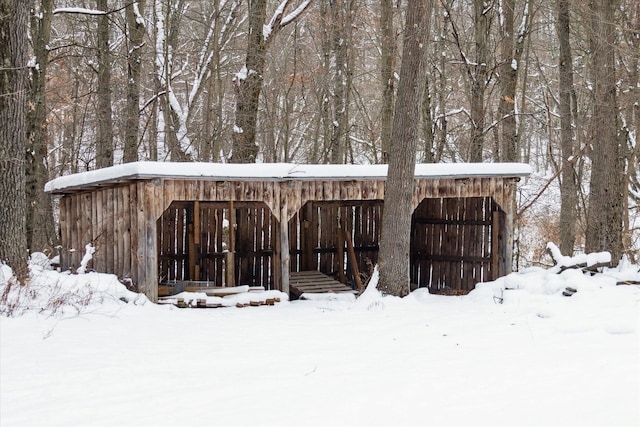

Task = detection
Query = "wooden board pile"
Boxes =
[289,271,358,300]
[158,285,284,308]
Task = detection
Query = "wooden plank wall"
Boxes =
[157,201,277,289]
[410,196,500,293]
[58,184,136,282]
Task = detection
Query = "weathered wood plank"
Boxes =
[145,180,161,302]
[136,182,147,298]
[279,183,290,294]
[128,183,138,286]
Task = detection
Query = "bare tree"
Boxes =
[377,0,432,297]
[124,1,147,163]
[0,0,29,277]
[497,0,530,162]
[26,0,57,253]
[556,0,578,255]
[327,0,355,163]
[618,0,639,259]
[585,0,624,264]
[96,0,114,168]
[379,0,395,163]
[469,0,490,162]
[444,0,492,162]
[231,0,313,163]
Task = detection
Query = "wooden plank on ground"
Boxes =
[289,271,355,299]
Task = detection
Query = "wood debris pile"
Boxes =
[158,284,286,308]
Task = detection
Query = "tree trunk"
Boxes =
[96,0,114,168]
[498,0,519,162]
[585,0,624,264]
[469,0,489,162]
[231,0,268,163]
[201,0,223,162]
[422,75,435,162]
[0,0,29,278]
[26,0,57,253]
[328,0,354,164]
[379,0,395,163]
[557,0,578,255]
[231,0,314,163]
[124,0,146,163]
[377,0,432,297]
[435,9,447,163]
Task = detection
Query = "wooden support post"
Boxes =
[305,202,316,270]
[344,229,362,291]
[193,201,200,281]
[491,210,500,281]
[140,180,160,303]
[280,189,290,295]
[226,200,236,287]
[301,220,309,270]
[187,222,196,280]
[336,224,346,283]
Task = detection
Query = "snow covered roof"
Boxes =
[45,161,531,194]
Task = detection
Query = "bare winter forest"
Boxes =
[1,0,638,277]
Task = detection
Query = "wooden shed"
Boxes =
[45,162,530,302]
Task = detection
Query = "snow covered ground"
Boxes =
[1,255,639,427]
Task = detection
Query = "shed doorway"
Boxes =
[157,201,279,294]
[410,196,507,294]
[289,200,384,288]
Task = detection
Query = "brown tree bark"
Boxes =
[231,0,267,163]
[498,0,529,162]
[124,0,146,163]
[96,0,114,168]
[379,0,395,163]
[585,0,624,264]
[26,0,57,253]
[231,0,313,163]
[328,0,354,164]
[0,0,29,277]
[469,0,489,162]
[377,0,432,297]
[557,0,578,255]
[445,0,490,162]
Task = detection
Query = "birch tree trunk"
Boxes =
[0,0,29,278]
[377,0,432,297]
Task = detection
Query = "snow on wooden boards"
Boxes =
[157,285,285,308]
[158,296,281,309]
[289,270,358,300]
